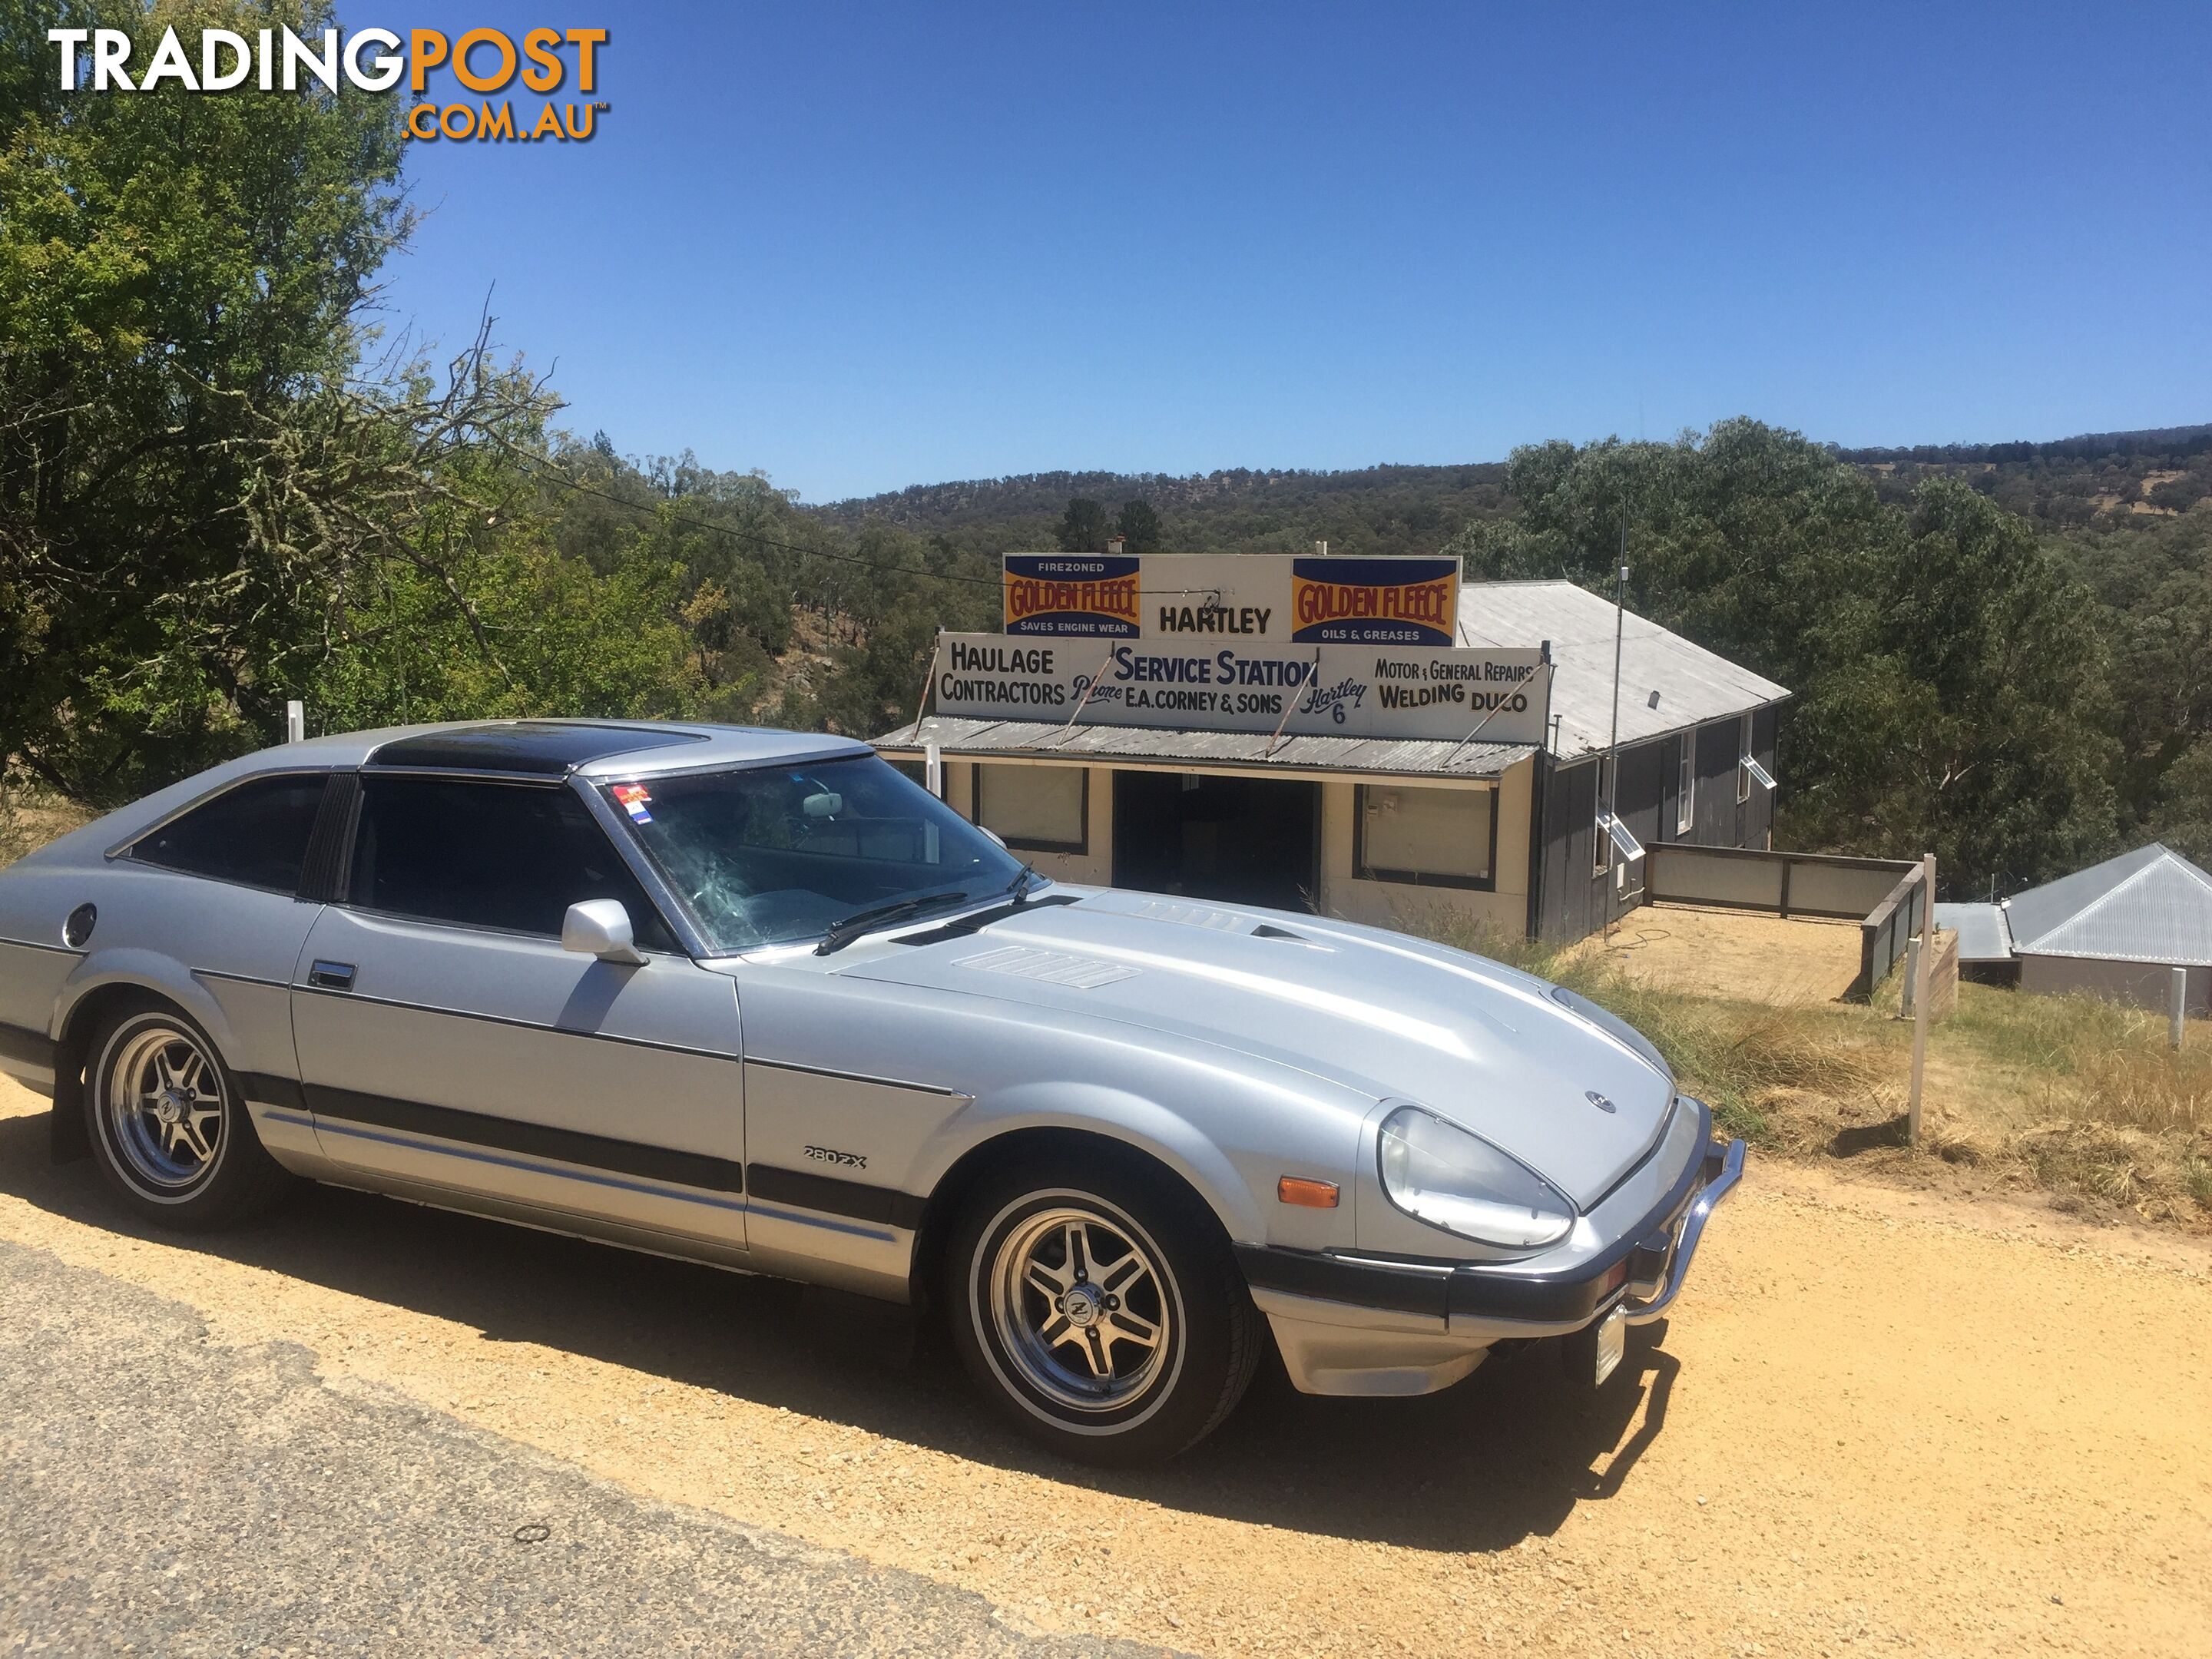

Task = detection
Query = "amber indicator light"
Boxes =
[1277,1176,1341,1209]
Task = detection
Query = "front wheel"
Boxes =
[945,1153,1261,1465]
[84,1001,292,1230]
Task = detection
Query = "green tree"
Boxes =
[1055,498,1111,552]
[0,0,414,798]
[1783,478,2117,888]
[2051,508,2212,837]
[1449,422,2118,889]
[1116,499,1163,551]
[0,1,705,800]
[2149,737,2212,865]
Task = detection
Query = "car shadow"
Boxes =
[0,1108,1681,1555]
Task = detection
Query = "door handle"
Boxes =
[307,960,356,991]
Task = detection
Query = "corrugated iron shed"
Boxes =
[874,716,1533,780]
[1456,580,1790,760]
[2002,843,2212,967]
[1933,902,2015,964]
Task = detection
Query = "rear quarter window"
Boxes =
[131,773,331,894]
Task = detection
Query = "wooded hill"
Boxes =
[811,422,2212,551]
[810,463,1512,560]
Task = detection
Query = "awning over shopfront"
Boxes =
[873,715,1535,782]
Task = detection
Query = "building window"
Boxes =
[1676,736,1695,836]
[975,763,1088,853]
[1355,784,1495,889]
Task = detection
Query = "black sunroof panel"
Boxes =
[366,722,707,777]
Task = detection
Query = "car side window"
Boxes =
[132,773,331,894]
[346,776,680,952]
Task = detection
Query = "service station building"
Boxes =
[876,556,1785,945]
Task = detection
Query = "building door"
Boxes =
[1111,770,1320,912]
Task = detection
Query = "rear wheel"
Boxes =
[945,1152,1260,1465]
[84,1002,292,1230]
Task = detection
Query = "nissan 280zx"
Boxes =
[0,721,1743,1464]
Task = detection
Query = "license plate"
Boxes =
[1593,1306,1627,1386]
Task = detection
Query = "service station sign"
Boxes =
[932,634,1551,746]
[1004,553,1462,646]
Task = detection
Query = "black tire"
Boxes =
[945,1147,1261,1465]
[82,998,293,1230]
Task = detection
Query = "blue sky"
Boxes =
[378,2,2212,502]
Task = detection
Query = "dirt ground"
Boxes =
[3,1077,2207,1657]
[1571,903,1869,1005]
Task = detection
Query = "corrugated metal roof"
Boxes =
[2002,843,2212,967]
[1934,902,2015,963]
[1455,581,1790,760]
[875,716,1533,780]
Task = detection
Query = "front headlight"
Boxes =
[1378,1104,1575,1250]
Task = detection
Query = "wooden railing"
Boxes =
[1646,843,1916,920]
[1644,843,1924,999]
[1858,865,1929,1001]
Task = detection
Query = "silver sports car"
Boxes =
[0,720,1741,1463]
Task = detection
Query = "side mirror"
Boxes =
[979,825,1008,849]
[562,899,647,965]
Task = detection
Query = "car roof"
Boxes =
[26,722,876,875]
[366,721,711,776]
[351,720,874,779]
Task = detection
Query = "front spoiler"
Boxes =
[1243,1127,1747,1396]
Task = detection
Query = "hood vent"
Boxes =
[955,945,1140,990]
[1130,899,1247,931]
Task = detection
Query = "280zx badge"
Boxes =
[801,1144,868,1169]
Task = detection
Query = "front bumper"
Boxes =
[1240,1113,1746,1396]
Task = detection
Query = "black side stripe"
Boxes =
[0,1022,56,1069]
[304,1083,745,1195]
[238,1071,306,1111]
[747,1163,926,1230]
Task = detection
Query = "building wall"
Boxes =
[953,760,1115,886]
[1535,709,1782,945]
[1314,757,1532,939]
[948,757,1530,935]
[2020,955,2209,1016]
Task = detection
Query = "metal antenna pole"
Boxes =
[1608,550,1627,816]
[1601,536,1628,939]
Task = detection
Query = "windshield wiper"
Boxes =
[1005,863,1041,906]
[814,890,972,956]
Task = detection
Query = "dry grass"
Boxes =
[0,773,93,869]
[1406,907,1889,1145]
[1403,903,2212,1229]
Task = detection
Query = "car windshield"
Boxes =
[602,755,1031,954]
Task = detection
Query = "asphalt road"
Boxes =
[0,1239,1167,1657]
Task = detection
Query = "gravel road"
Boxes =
[0,1240,1164,1657]
[2,1076,2207,1657]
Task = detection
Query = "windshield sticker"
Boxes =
[612,783,654,823]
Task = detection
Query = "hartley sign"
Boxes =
[1004,553,1462,646]
[932,634,1551,746]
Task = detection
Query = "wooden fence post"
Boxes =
[1907,853,1935,1146]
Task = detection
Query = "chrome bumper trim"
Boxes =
[1622,1136,1744,1326]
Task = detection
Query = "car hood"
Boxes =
[836,889,1676,1206]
